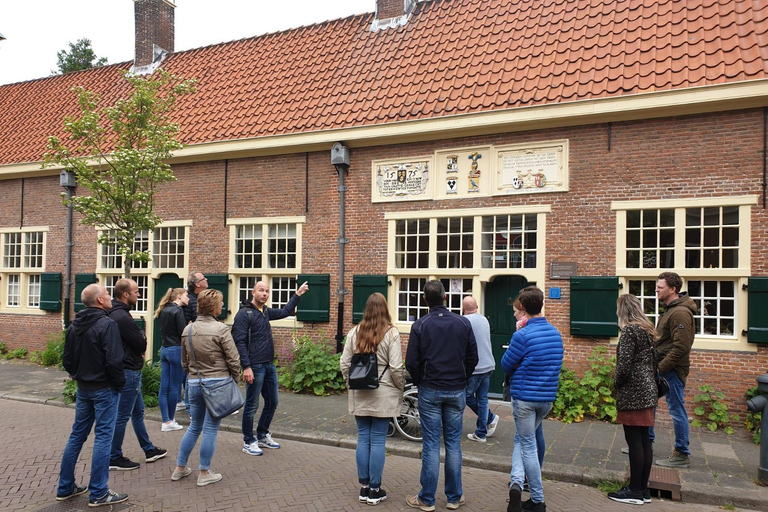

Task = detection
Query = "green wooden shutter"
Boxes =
[748,277,768,343]
[570,276,619,337]
[206,274,230,320]
[74,274,98,312]
[39,272,62,311]
[296,274,330,322]
[352,275,389,324]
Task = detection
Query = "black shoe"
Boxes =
[521,498,547,512]
[88,489,128,507]
[507,483,522,512]
[109,456,139,471]
[607,486,644,505]
[367,488,387,505]
[56,484,87,501]
[643,489,651,503]
[359,487,369,503]
[145,447,168,463]
[522,481,529,493]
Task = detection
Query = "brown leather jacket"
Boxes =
[181,316,241,381]
[655,293,697,385]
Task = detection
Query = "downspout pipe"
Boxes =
[763,107,767,209]
[334,163,349,353]
[60,170,77,328]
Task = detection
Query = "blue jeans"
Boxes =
[110,369,155,460]
[649,371,689,455]
[176,379,223,470]
[242,363,279,444]
[466,371,494,438]
[417,386,466,506]
[57,386,118,499]
[510,399,552,504]
[355,416,390,488]
[159,346,184,422]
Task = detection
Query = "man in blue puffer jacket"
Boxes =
[501,286,563,512]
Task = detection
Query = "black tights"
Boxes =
[623,425,653,492]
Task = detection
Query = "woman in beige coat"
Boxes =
[340,293,404,506]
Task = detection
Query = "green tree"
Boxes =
[54,38,108,75]
[43,70,196,277]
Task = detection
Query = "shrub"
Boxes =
[4,347,28,360]
[692,384,738,433]
[142,362,162,408]
[0,342,7,355]
[62,379,77,404]
[278,334,345,396]
[745,386,762,444]
[551,346,616,424]
[39,331,66,367]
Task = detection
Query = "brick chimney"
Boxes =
[134,0,175,68]
[372,0,416,31]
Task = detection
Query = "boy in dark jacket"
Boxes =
[233,280,308,456]
[57,284,128,507]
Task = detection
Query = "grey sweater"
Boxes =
[465,313,495,375]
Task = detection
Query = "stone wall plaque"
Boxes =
[550,261,578,279]
[372,157,433,203]
[495,140,569,195]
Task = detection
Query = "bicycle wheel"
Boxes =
[394,387,422,441]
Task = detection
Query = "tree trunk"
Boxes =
[123,254,131,279]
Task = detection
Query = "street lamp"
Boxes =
[60,170,77,327]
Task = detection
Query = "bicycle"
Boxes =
[388,381,421,441]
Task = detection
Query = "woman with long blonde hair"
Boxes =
[340,293,404,506]
[609,294,659,505]
[155,287,189,432]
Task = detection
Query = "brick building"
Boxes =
[1,0,767,414]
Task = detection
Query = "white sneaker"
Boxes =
[257,433,281,449]
[162,421,183,432]
[467,432,487,443]
[486,414,500,437]
[175,403,185,412]
[242,441,263,456]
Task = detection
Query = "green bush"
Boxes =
[39,331,66,367]
[142,362,162,408]
[4,347,28,360]
[0,342,7,355]
[551,346,616,424]
[745,386,762,444]
[62,379,77,404]
[692,384,738,434]
[278,334,345,396]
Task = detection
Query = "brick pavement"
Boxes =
[0,400,752,512]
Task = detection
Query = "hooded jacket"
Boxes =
[655,292,697,384]
[232,294,301,368]
[109,298,147,371]
[63,307,125,391]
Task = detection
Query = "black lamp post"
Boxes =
[60,170,77,327]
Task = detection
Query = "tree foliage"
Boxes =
[54,38,108,75]
[43,70,197,276]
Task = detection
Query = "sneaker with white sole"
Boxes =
[145,447,168,463]
[359,487,369,503]
[88,489,128,507]
[162,421,183,432]
[109,456,139,471]
[486,414,500,437]
[257,433,280,449]
[243,441,263,456]
[607,486,644,505]
[406,494,435,511]
[171,466,192,481]
[197,470,222,487]
[175,403,185,412]
[367,488,387,505]
[643,489,651,503]
[447,495,466,510]
[467,432,487,443]
[56,484,87,501]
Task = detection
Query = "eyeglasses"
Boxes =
[198,277,208,282]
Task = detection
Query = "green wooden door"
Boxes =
[484,275,528,398]
[153,273,183,361]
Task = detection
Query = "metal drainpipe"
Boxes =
[63,184,75,328]
[334,163,349,353]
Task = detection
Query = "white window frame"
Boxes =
[228,216,305,326]
[0,227,48,314]
[612,196,756,351]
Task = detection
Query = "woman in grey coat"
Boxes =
[609,294,658,505]
[340,293,404,506]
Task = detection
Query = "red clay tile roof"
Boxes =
[2,0,768,166]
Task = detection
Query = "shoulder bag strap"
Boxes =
[186,326,204,382]
[375,327,394,380]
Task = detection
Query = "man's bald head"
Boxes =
[462,296,478,315]
[82,284,112,310]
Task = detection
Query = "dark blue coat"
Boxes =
[63,307,125,391]
[232,295,301,368]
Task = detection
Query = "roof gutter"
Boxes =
[4,80,768,180]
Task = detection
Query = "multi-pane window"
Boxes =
[395,219,429,269]
[268,224,297,269]
[235,225,263,269]
[481,214,537,269]
[271,277,298,309]
[625,209,675,269]
[238,276,260,304]
[153,227,185,269]
[397,277,428,322]
[1,230,46,311]
[103,275,148,313]
[101,230,150,270]
[440,277,473,314]
[685,207,739,269]
[628,279,662,327]
[687,280,736,336]
[437,218,474,269]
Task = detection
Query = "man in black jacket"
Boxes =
[56,284,128,507]
[405,280,478,511]
[182,271,208,324]
[108,278,167,470]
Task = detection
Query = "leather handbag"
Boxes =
[652,346,670,398]
[348,353,388,390]
[186,328,245,420]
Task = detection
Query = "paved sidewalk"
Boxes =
[1,359,767,511]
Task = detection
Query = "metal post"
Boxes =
[60,170,77,328]
[746,374,768,484]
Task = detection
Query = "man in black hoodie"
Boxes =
[56,284,128,507]
[108,278,167,471]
